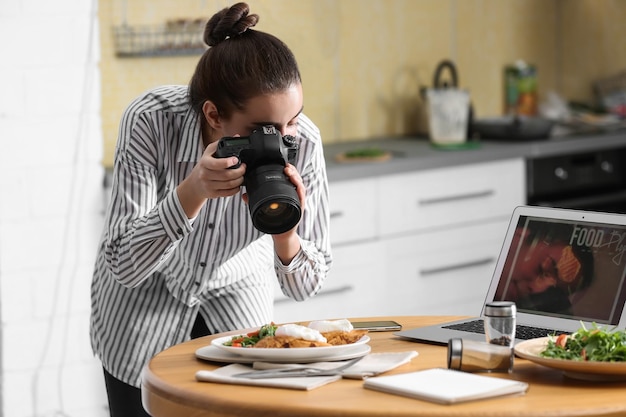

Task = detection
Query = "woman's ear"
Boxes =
[202,100,221,130]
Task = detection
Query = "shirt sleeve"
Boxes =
[103,106,193,288]
[273,115,333,301]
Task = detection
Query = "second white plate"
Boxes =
[515,337,626,381]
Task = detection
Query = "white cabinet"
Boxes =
[381,220,509,316]
[327,178,378,245]
[273,178,382,323]
[274,158,526,321]
[378,159,526,236]
[273,241,386,323]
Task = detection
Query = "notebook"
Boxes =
[396,205,626,345]
[363,368,529,405]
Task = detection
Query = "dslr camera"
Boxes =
[214,125,300,234]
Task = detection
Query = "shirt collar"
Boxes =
[178,107,204,163]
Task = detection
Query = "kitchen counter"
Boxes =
[323,130,626,182]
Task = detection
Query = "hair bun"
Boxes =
[205,2,259,47]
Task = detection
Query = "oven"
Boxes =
[526,145,626,214]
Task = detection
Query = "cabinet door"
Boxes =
[378,159,525,236]
[273,241,386,323]
[381,220,509,316]
[328,178,377,246]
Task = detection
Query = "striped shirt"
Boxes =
[90,85,332,386]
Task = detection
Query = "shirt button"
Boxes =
[208,223,215,229]
[200,262,207,267]
[177,227,183,235]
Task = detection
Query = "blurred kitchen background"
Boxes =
[1,0,625,416]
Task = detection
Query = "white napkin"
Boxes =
[342,351,418,378]
[252,351,418,379]
[195,363,341,390]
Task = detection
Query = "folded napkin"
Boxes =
[195,351,420,390]
[195,364,341,390]
[252,351,419,380]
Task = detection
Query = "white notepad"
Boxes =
[363,368,529,405]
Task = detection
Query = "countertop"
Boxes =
[323,130,626,182]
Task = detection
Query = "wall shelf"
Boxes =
[113,19,207,57]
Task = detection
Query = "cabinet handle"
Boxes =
[418,190,494,206]
[330,211,344,219]
[273,285,354,304]
[419,257,495,276]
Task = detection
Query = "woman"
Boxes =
[90,3,332,416]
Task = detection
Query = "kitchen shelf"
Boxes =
[113,20,207,57]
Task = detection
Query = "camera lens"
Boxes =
[260,202,290,217]
[245,164,301,234]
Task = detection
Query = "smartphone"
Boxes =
[351,320,402,332]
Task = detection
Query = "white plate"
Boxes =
[208,334,371,362]
[196,341,371,364]
[515,337,626,381]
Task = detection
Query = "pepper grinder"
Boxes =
[447,338,514,373]
[484,301,516,348]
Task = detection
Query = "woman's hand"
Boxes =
[177,141,246,218]
[284,163,306,212]
[271,163,305,264]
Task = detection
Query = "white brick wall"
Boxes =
[0,0,109,416]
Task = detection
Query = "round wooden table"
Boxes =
[142,316,626,417]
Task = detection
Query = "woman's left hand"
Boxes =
[242,163,305,213]
[284,163,306,212]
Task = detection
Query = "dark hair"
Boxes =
[188,2,302,119]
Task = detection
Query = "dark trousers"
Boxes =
[103,314,210,417]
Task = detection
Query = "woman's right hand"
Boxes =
[176,141,247,218]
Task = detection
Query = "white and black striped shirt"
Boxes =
[90,85,332,386]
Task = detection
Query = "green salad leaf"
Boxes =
[540,323,626,362]
[223,323,277,348]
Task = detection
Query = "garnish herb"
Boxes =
[344,148,386,158]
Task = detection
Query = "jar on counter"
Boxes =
[484,301,516,347]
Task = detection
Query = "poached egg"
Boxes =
[275,323,327,343]
[307,319,354,333]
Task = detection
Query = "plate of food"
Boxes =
[205,319,371,362]
[514,325,626,381]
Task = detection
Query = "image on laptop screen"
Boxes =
[493,215,626,326]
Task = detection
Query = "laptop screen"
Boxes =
[493,215,626,326]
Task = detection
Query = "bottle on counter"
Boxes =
[504,60,538,116]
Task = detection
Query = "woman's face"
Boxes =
[504,228,583,299]
[216,83,304,139]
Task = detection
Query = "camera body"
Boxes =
[215,125,298,169]
[214,125,301,234]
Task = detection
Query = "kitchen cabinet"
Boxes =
[273,241,386,323]
[326,178,378,245]
[378,159,526,236]
[274,158,526,321]
[273,178,383,323]
[381,220,508,316]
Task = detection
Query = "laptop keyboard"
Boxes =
[442,319,569,340]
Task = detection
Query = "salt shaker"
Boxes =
[484,301,516,348]
[447,338,514,373]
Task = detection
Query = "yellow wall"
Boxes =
[99,0,626,167]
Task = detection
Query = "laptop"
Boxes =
[395,205,626,345]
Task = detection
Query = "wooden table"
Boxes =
[142,316,626,417]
